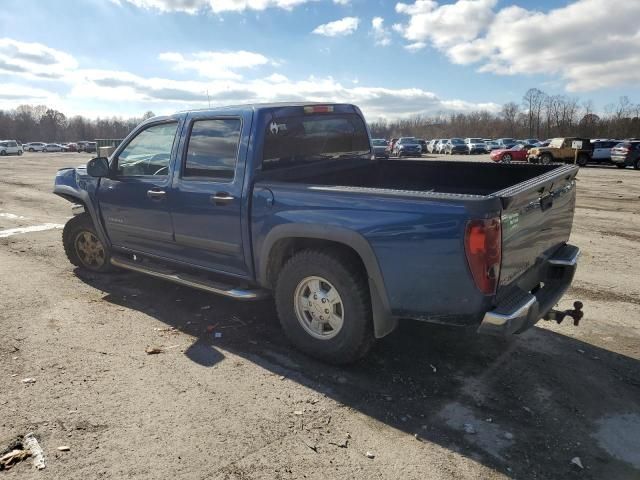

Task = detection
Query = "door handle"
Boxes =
[211,192,235,205]
[147,189,166,200]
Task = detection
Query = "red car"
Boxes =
[490,144,531,163]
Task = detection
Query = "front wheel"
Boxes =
[540,153,553,165]
[63,213,113,273]
[616,163,626,169]
[502,154,512,163]
[18,150,22,156]
[275,249,374,364]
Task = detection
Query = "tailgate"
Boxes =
[494,164,578,290]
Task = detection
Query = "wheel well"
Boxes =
[265,238,367,289]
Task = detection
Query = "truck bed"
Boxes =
[261,159,563,196]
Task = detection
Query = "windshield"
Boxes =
[470,138,483,143]
[398,137,417,144]
[262,113,370,171]
[451,138,464,145]
[372,139,387,147]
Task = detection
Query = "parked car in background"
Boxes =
[387,138,398,155]
[394,137,422,157]
[417,139,428,153]
[490,144,530,163]
[54,102,582,363]
[528,137,592,166]
[43,143,63,152]
[427,139,438,153]
[24,142,46,152]
[484,140,500,152]
[464,138,486,154]
[590,140,618,164]
[63,142,78,152]
[435,139,448,153]
[496,138,517,149]
[371,138,389,159]
[0,140,23,156]
[84,142,97,153]
[444,138,466,155]
[610,141,640,169]
[523,138,541,146]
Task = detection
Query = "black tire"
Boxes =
[577,154,589,167]
[18,150,22,156]
[275,249,374,364]
[616,163,626,169]
[540,153,553,165]
[502,154,512,163]
[635,159,640,170]
[62,213,114,273]
[0,150,6,156]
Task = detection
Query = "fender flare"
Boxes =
[259,224,397,338]
[53,185,111,248]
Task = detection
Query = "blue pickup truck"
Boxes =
[54,103,582,363]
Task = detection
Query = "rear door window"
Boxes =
[183,118,241,180]
[262,113,370,171]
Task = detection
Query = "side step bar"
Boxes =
[110,256,269,301]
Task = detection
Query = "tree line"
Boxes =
[1,88,639,143]
[0,105,156,143]
[369,89,640,141]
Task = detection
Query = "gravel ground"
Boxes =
[1,152,639,479]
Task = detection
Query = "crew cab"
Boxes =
[54,103,582,364]
[528,137,592,166]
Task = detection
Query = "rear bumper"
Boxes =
[478,244,580,336]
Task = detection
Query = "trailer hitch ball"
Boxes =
[544,301,584,326]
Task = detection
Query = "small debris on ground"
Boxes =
[504,432,514,440]
[293,410,303,415]
[57,446,70,451]
[200,305,211,310]
[429,363,437,373]
[214,332,222,339]
[0,449,31,471]
[337,376,347,384]
[21,378,36,384]
[571,457,584,469]
[365,451,375,459]
[23,433,45,470]
[145,346,163,354]
[463,423,477,434]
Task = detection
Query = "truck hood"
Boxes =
[529,146,552,155]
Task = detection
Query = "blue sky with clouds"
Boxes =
[1,0,639,120]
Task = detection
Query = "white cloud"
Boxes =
[113,0,316,14]
[159,50,271,79]
[312,17,359,37]
[0,38,78,80]
[395,0,640,91]
[371,17,391,46]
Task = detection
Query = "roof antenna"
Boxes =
[206,90,211,108]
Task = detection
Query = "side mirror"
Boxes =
[86,157,110,177]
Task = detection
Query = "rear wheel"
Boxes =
[275,249,374,364]
[0,150,6,156]
[616,163,626,169]
[18,150,22,156]
[635,159,640,170]
[63,213,113,273]
[577,153,589,167]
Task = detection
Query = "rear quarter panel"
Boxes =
[252,183,498,323]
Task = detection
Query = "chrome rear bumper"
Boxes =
[478,244,580,336]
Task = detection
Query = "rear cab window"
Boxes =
[261,112,370,172]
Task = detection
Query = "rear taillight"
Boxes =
[464,218,502,295]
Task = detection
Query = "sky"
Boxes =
[0,0,639,121]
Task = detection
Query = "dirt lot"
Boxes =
[1,152,639,480]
